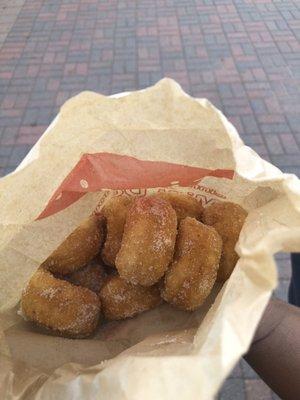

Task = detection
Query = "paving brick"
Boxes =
[241,359,259,379]
[280,133,300,154]
[0,116,23,127]
[0,145,13,157]
[270,154,300,168]
[47,78,60,91]
[243,134,264,146]
[218,83,232,99]
[249,99,267,114]
[23,108,39,126]
[261,123,290,134]
[241,115,259,135]
[245,379,272,400]
[7,144,31,167]
[0,155,9,168]
[274,279,290,302]
[275,253,292,280]
[250,143,269,157]
[229,361,243,378]
[15,133,40,145]
[218,378,246,400]
[256,114,286,124]
[2,165,16,176]
[286,115,300,134]
[279,166,300,176]
[264,135,284,155]
[0,126,18,145]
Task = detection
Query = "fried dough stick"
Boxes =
[115,196,177,286]
[161,217,222,311]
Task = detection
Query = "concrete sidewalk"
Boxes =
[1,1,299,398]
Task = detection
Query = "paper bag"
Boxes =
[0,79,299,400]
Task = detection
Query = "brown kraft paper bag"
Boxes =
[0,79,299,399]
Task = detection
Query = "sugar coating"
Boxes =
[115,197,177,287]
[19,198,243,337]
[40,286,59,300]
[21,268,100,338]
[161,217,222,311]
[99,275,161,320]
[202,201,247,281]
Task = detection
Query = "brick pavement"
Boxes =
[0,1,299,399]
[0,0,25,48]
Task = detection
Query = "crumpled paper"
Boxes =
[0,79,299,400]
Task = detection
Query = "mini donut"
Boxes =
[99,275,161,320]
[161,217,222,311]
[101,196,132,267]
[42,214,104,275]
[21,268,101,338]
[155,192,203,221]
[202,201,247,281]
[115,196,177,286]
[66,261,106,293]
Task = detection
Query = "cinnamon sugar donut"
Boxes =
[115,196,177,286]
[161,217,222,311]
[42,214,104,275]
[202,202,247,281]
[21,268,100,338]
[99,275,161,320]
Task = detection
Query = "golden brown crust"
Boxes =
[161,217,222,311]
[101,196,132,267]
[42,215,104,275]
[99,275,161,320]
[66,261,106,293]
[202,201,247,281]
[155,192,203,221]
[21,268,100,338]
[115,196,177,286]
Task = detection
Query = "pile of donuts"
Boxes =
[20,193,247,338]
